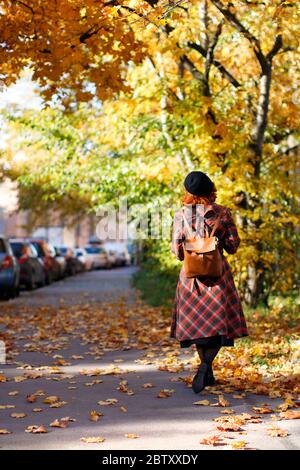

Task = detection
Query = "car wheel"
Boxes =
[46,272,53,285]
[26,276,35,291]
[37,273,46,288]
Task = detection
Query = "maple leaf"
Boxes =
[50,419,69,429]
[26,394,37,403]
[10,413,27,419]
[216,423,241,432]
[25,425,48,434]
[89,411,103,422]
[0,429,11,434]
[266,426,289,437]
[43,396,60,404]
[231,441,246,450]
[200,435,224,446]
[80,437,106,444]
[193,400,210,406]
[97,399,118,406]
[280,410,300,420]
[253,406,273,414]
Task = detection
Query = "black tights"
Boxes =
[196,345,220,366]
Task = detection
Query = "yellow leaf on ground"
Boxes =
[10,413,27,419]
[89,410,103,422]
[0,429,11,434]
[231,441,246,449]
[25,425,47,434]
[280,410,300,420]
[43,396,60,404]
[266,426,289,437]
[193,400,210,406]
[97,399,118,406]
[80,437,105,443]
[125,434,139,439]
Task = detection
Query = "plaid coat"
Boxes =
[170,202,248,342]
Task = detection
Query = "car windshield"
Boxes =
[10,242,24,258]
[31,242,45,257]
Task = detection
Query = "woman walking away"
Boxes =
[171,171,248,393]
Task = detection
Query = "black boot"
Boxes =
[192,363,208,394]
[205,364,216,386]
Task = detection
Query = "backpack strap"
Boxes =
[182,209,194,239]
[210,211,224,237]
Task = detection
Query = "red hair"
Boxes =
[182,183,217,205]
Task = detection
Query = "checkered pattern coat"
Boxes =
[170,203,248,342]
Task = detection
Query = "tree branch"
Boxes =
[187,41,241,87]
[210,0,267,69]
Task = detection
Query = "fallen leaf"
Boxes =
[266,426,289,437]
[120,406,127,413]
[125,434,139,439]
[25,425,47,434]
[80,437,105,444]
[280,410,300,420]
[221,409,235,414]
[50,419,69,428]
[50,401,67,408]
[157,389,174,398]
[89,410,103,422]
[193,400,210,406]
[8,391,19,396]
[218,395,230,407]
[97,399,118,406]
[143,383,155,388]
[26,394,37,403]
[200,435,224,446]
[32,408,43,412]
[0,429,11,434]
[216,423,241,432]
[43,396,60,404]
[231,440,246,450]
[10,413,27,419]
[253,406,273,414]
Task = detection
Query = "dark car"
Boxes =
[29,239,61,284]
[0,235,20,300]
[10,239,46,290]
[58,246,84,275]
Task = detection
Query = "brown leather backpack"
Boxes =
[182,210,224,278]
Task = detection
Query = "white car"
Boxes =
[74,248,94,271]
[84,246,109,269]
[102,242,131,267]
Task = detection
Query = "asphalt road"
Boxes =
[0,267,299,450]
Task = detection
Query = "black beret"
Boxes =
[184,171,214,196]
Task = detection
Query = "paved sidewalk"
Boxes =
[0,268,299,450]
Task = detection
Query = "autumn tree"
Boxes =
[1,0,299,306]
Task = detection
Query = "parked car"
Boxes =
[106,249,118,268]
[58,246,84,275]
[10,239,45,290]
[103,242,131,266]
[74,248,94,271]
[85,245,109,269]
[0,235,20,299]
[53,247,67,278]
[29,239,61,283]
